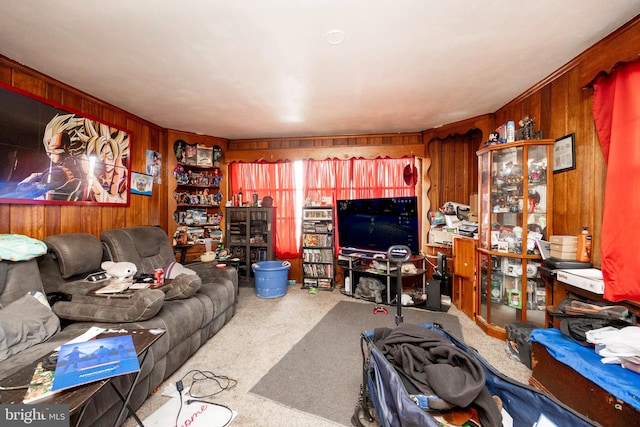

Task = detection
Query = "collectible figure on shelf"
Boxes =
[515,116,544,140]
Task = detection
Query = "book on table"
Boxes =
[50,334,140,392]
[23,362,57,403]
[23,333,140,403]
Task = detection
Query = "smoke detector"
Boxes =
[325,30,345,45]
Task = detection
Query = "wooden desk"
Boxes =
[0,328,164,427]
[548,276,640,327]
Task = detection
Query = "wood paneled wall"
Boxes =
[2,13,638,262]
[423,15,640,268]
[422,115,495,216]
[0,56,169,240]
[425,128,483,215]
[227,133,424,162]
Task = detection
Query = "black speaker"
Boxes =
[425,279,441,311]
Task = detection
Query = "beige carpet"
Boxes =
[124,285,532,427]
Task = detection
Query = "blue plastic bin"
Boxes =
[252,261,291,298]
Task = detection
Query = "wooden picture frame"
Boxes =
[0,83,132,206]
[553,133,576,173]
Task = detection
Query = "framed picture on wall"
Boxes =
[0,83,132,206]
[130,172,153,196]
[553,133,576,173]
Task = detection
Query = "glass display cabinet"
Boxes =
[476,139,553,338]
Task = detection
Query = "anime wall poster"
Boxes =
[0,83,131,206]
[131,172,153,196]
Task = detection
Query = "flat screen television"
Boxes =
[336,196,419,255]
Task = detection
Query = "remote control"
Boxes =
[86,271,108,282]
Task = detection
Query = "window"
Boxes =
[230,157,416,257]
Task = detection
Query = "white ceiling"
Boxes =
[1,1,639,140]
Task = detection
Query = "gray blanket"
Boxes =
[0,292,60,363]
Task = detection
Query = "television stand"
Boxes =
[338,249,429,307]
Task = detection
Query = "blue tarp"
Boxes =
[530,328,640,411]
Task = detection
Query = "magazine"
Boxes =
[51,335,140,392]
[23,362,57,403]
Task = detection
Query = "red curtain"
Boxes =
[229,161,300,258]
[231,157,417,259]
[304,157,415,202]
[592,59,640,301]
[304,159,339,203]
[304,157,416,254]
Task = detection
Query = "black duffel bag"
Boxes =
[549,298,636,345]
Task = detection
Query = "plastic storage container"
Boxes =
[252,261,291,298]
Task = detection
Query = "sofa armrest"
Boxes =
[188,262,238,290]
[164,274,201,300]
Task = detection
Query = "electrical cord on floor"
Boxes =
[173,370,237,427]
[186,399,234,427]
[178,369,237,399]
[174,379,184,427]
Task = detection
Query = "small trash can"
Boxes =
[252,261,291,298]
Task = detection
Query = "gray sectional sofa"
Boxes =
[0,226,237,427]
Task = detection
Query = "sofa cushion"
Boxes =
[52,282,165,323]
[1,259,49,308]
[101,227,175,275]
[0,291,60,363]
[44,233,104,279]
[163,274,201,301]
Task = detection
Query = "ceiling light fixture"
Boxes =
[325,30,345,45]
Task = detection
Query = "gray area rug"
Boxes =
[250,300,462,425]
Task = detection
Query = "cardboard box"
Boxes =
[551,241,578,251]
[550,235,578,248]
[550,248,577,261]
[550,236,578,260]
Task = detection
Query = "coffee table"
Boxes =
[0,328,165,427]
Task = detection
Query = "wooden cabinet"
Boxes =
[424,243,453,279]
[301,207,335,290]
[225,207,275,283]
[476,139,553,338]
[453,236,476,319]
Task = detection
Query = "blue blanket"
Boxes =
[530,328,640,411]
